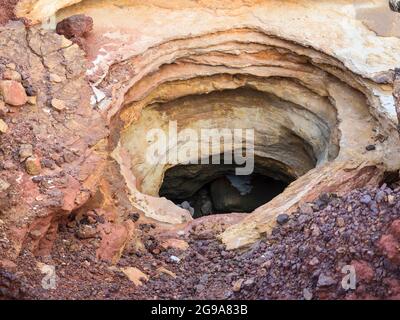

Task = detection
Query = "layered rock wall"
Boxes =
[0,0,399,261]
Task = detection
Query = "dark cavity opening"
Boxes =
[159,162,291,218]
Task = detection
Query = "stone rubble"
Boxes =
[0,185,399,300]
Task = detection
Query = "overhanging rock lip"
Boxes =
[33,1,399,89]
[220,161,386,250]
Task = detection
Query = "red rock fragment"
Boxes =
[0,80,27,106]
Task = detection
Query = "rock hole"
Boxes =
[159,163,291,218]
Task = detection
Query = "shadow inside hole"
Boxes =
[161,173,288,218]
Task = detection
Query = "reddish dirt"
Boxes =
[1,184,400,300]
[0,0,18,26]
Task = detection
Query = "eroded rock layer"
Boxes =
[0,0,399,271]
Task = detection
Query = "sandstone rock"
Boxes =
[161,239,189,251]
[74,190,90,207]
[121,267,149,286]
[4,0,400,274]
[15,0,83,23]
[30,230,42,240]
[61,37,73,48]
[0,80,27,106]
[25,156,42,175]
[51,99,66,111]
[157,267,177,279]
[19,144,33,162]
[97,221,135,264]
[0,0,400,302]
[0,119,8,133]
[50,74,63,83]
[80,0,400,248]
[56,14,93,39]
[27,96,37,105]
[388,195,396,204]
[2,69,22,82]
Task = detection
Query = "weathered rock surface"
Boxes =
[0,0,399,294]
[0,22,108,261]
[88,0,399,249]
[15,0,82,23]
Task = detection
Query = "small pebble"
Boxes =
[276,214,289,225]
[360,195,372,205]
[170,255,181,263]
